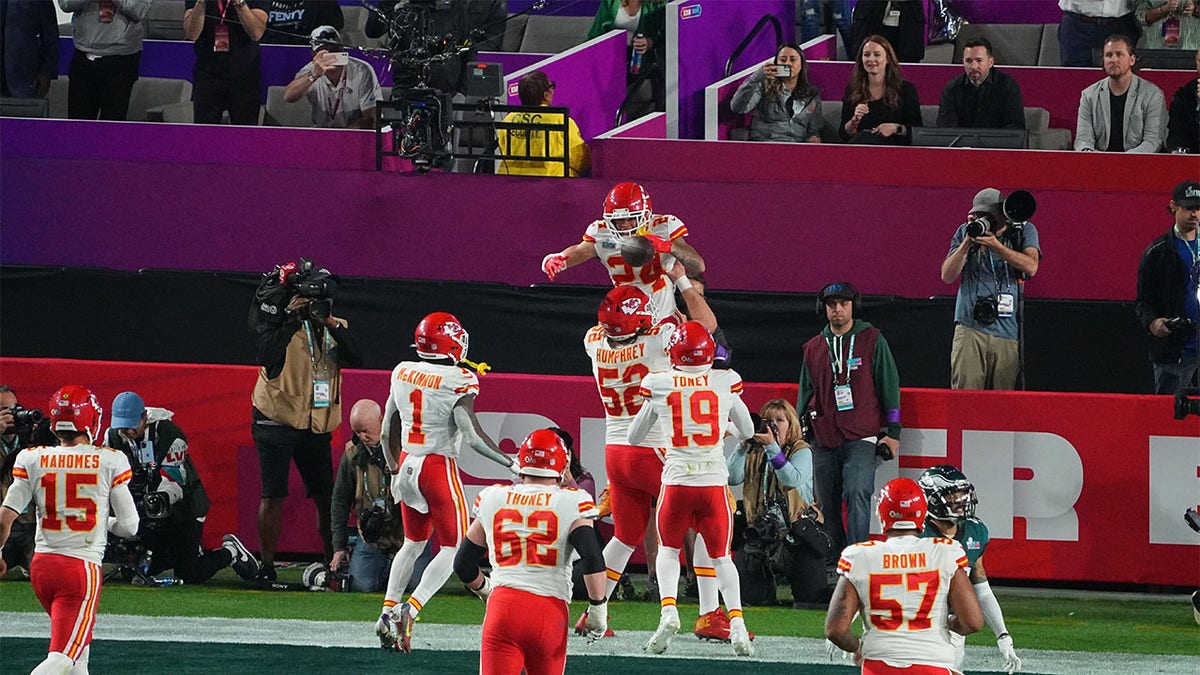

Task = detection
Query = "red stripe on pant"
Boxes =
[30,552,103,660]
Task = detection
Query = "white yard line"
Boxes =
[1,612,1196,674]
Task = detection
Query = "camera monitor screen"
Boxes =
[911,127,1028,150]
[0,97,49,119]
[466,62,504,99]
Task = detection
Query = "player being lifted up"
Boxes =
[826,477,984,673]
[540,181,706,323]
[580,263,740,641]
[919,465,1022,674]
[375,312,516,654]
[0,385,140,675]
[629,321,756,657]
[454,429,609,675]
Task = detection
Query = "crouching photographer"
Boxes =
[727,399,832,607]
[328,400,412,593]
[104,392,260,585]
[0,385,57,576]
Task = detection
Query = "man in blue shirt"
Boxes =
[940,188,1042,390]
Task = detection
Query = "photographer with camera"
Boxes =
[730,42,823,143]
[329,399,422,593]
[727,399,831,608]
[105,391,261,584]
[0,385,56,576]
[940,188,1042,390]
[251,259,362,582]
[1136,180,1200,394]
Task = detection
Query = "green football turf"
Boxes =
[2,569,1197,656]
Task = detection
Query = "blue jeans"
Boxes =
[812,439,877,555]
[1152,353,1200,395]
[348,538,435,593]
[800,0,851,45]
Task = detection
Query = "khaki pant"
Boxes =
[950,324,1019,390]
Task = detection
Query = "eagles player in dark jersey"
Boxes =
[919,465,1022,674]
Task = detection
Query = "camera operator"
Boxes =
[1136,180,1200,394]
[250,259,362,581]
[0,385,56,576]
[330,399,418,593]
[940,188,1041,390]
[105,391,261,584]
[727,399,830,608]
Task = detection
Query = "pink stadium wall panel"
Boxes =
[2,357,1195,586]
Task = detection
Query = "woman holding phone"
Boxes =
[730,42,823,143]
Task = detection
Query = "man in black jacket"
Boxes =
[936,38,1025,130]
[1136,180,1200,394]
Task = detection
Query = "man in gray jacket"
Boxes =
[59,0,151,120]
[1075,33,1167,152]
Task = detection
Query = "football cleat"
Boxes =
[573,610,615,638]
[694,608,755,643]
[396,602,415,654]
[643,605,679,654]
[729,617,754,657]
[222,534,260,582]
[375,609,401,652]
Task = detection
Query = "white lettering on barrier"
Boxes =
[1148,435,1200,545]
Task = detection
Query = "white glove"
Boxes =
[997,634,1022,673]
[467,574,492,601]
[585,600,608,641]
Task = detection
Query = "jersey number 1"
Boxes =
[40,472,99,532]
[408,389,426,444]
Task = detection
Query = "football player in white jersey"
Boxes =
[539,181,706,323]
[629,321,756,657]
[375,312,516,654]
[0,385,140,675]
[826,477,983,674]
[454,429,609,675]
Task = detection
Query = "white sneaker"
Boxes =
[729,617,753,657]
[643,605,680,654]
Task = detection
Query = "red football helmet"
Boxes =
[598,286,653,340]
[668,321,715,367]
[877,477,928,532]
[602,182,653,238]
[48,384,103,443]
[518,428,570,479]
[413,312,469,362]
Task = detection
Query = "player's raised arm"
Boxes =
[627,391,659,447]
[728,395,755,442]
[453,395,514,470]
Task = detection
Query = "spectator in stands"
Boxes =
[588,0,667,112]
[497,70,591,177]
[184,0,269,125]
[1166,47,1200,153]
[840,35,921,145]
[1059,0,1141,67]
[936,37,1026,130]
[1135,180,1200,394]
[1136,0,1199,51]
[365,0,505,95]
[1075,34,1168,152]
[940,188,1042,391]
[260,0,342,45]
[330,400,407,593]
[60,0,151,120]
[800,0,850,54]
[730,42,823,143]
[849,0,924,63]
[283,26,380,129]
[0,0,58,99]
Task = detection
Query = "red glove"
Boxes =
[541,253,567,281]
[643,234,673,253]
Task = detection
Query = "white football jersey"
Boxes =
[473,483,599,602]
[584,322,674,448]
[837,535,969,669]
[582,213,688,323]
[4,444,133,565]
[388,360,480,458]
[636,367,744,487]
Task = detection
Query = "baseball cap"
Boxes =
[1172,180,1200,208]
[309,25,342,51]
[970,188,1002,214]
[819,281,858,303]
[110,391,145,429]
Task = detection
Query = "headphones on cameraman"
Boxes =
[815,281,860,317]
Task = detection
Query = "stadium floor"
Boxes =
[3,612,1198,674]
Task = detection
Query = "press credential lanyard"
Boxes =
[828,333,856,411]
[304,321,334,408]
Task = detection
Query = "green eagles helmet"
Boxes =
[918,464,978,522]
